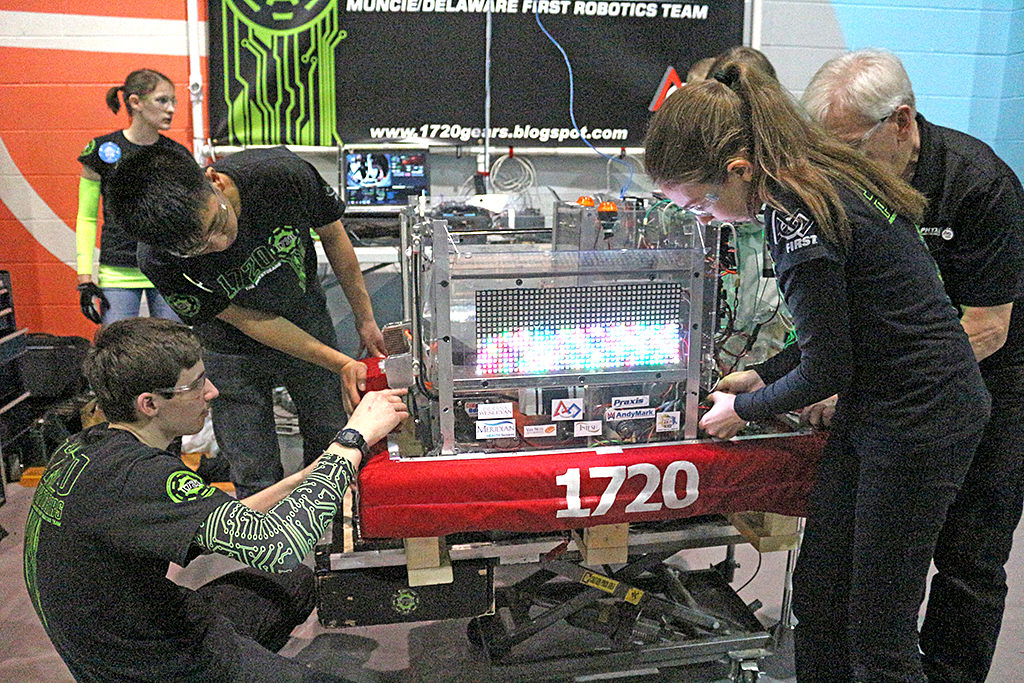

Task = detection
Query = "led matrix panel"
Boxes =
[475,283,686,376]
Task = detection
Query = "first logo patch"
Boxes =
[98,141,122,164]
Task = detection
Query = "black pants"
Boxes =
[187,564,348,682]
[792,425,982,682]
[920,365,1024,682]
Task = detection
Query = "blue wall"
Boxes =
[831,0,1024,178]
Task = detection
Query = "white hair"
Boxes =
[802,48,916,124]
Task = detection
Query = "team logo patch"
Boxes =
[391,588,420,615]
[166,470,216,503]
[771,210,819,254]
[167,294,201,318]
[269,224,299,255]
[98,141,122,164]
[81,139,96,156]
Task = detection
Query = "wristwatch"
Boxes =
[333,427,370,459]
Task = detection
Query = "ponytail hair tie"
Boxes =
[712,65,741,88]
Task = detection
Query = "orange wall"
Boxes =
[0,1,207,338]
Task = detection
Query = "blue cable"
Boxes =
[534,11,634,198]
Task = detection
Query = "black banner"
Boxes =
[208,1,744,147]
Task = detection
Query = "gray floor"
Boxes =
[2,434,1024,682]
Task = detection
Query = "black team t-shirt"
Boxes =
[734,185,988,445]
[912,114,1024,373]
[23,425,234,681]
[138,147,346,355]
[78,131,191,268]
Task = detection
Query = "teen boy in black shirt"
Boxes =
[804,48,1024,681]
[105,145,387,498]
[23,317,407,682]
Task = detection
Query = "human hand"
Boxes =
[699,391,749,439]
[340,360,368,412]
[801,394,837,429]
[76,281,109,324]
[714,370,766,395]
[358,319,387,358]
[343,388,409,448]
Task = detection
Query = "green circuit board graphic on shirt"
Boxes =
[219,0,345,146]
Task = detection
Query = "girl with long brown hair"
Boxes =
[645,62,989,681]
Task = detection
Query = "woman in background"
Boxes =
[644,62,989,681]
[75,68,187,324]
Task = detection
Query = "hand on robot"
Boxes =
[699,391,749,439]
[713,369,766,395]
[801,394,837,429]
[358,318,387,358]
[76,281,109,324]
[340,359,368,412]
[343,388,409,451]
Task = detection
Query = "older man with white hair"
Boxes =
[804,48,1024,682]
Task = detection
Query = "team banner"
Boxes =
[208,1,744,147]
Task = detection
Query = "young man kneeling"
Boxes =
[23,317,406,682]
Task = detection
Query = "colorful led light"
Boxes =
[476,322,685,375]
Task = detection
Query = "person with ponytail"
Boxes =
[645,62,990,681]
[76,69,189,324]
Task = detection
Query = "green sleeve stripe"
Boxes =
[75,176,101,275]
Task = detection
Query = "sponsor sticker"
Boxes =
[524,424,557,438]
[552,398,585,421]
[656,411,681,433]
[611,395,649,409]
[605,407,657,421]
[574,420,603,437]
[476,419,516,440]
[477,402,514,419]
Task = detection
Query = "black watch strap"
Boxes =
[333,427,370,458]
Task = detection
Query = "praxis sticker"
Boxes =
[98,141,122,164]
[611,395,649,409]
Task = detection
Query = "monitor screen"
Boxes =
[344,149,429,213]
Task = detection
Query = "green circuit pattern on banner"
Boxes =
[221,0,345,146]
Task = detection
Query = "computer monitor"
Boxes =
[344,148,429,214]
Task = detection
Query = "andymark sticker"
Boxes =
[605,407,657,421]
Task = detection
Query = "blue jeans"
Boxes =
[793,424,984,683]
[101,287,181,324]
[203,347,347,500]
[920,365,1024,682]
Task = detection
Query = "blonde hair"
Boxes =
[644,62,925,246]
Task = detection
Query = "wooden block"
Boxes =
[17,466,45,488]
[404,537,454,586]
[728,512,802,552]
[577,523,629,565]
